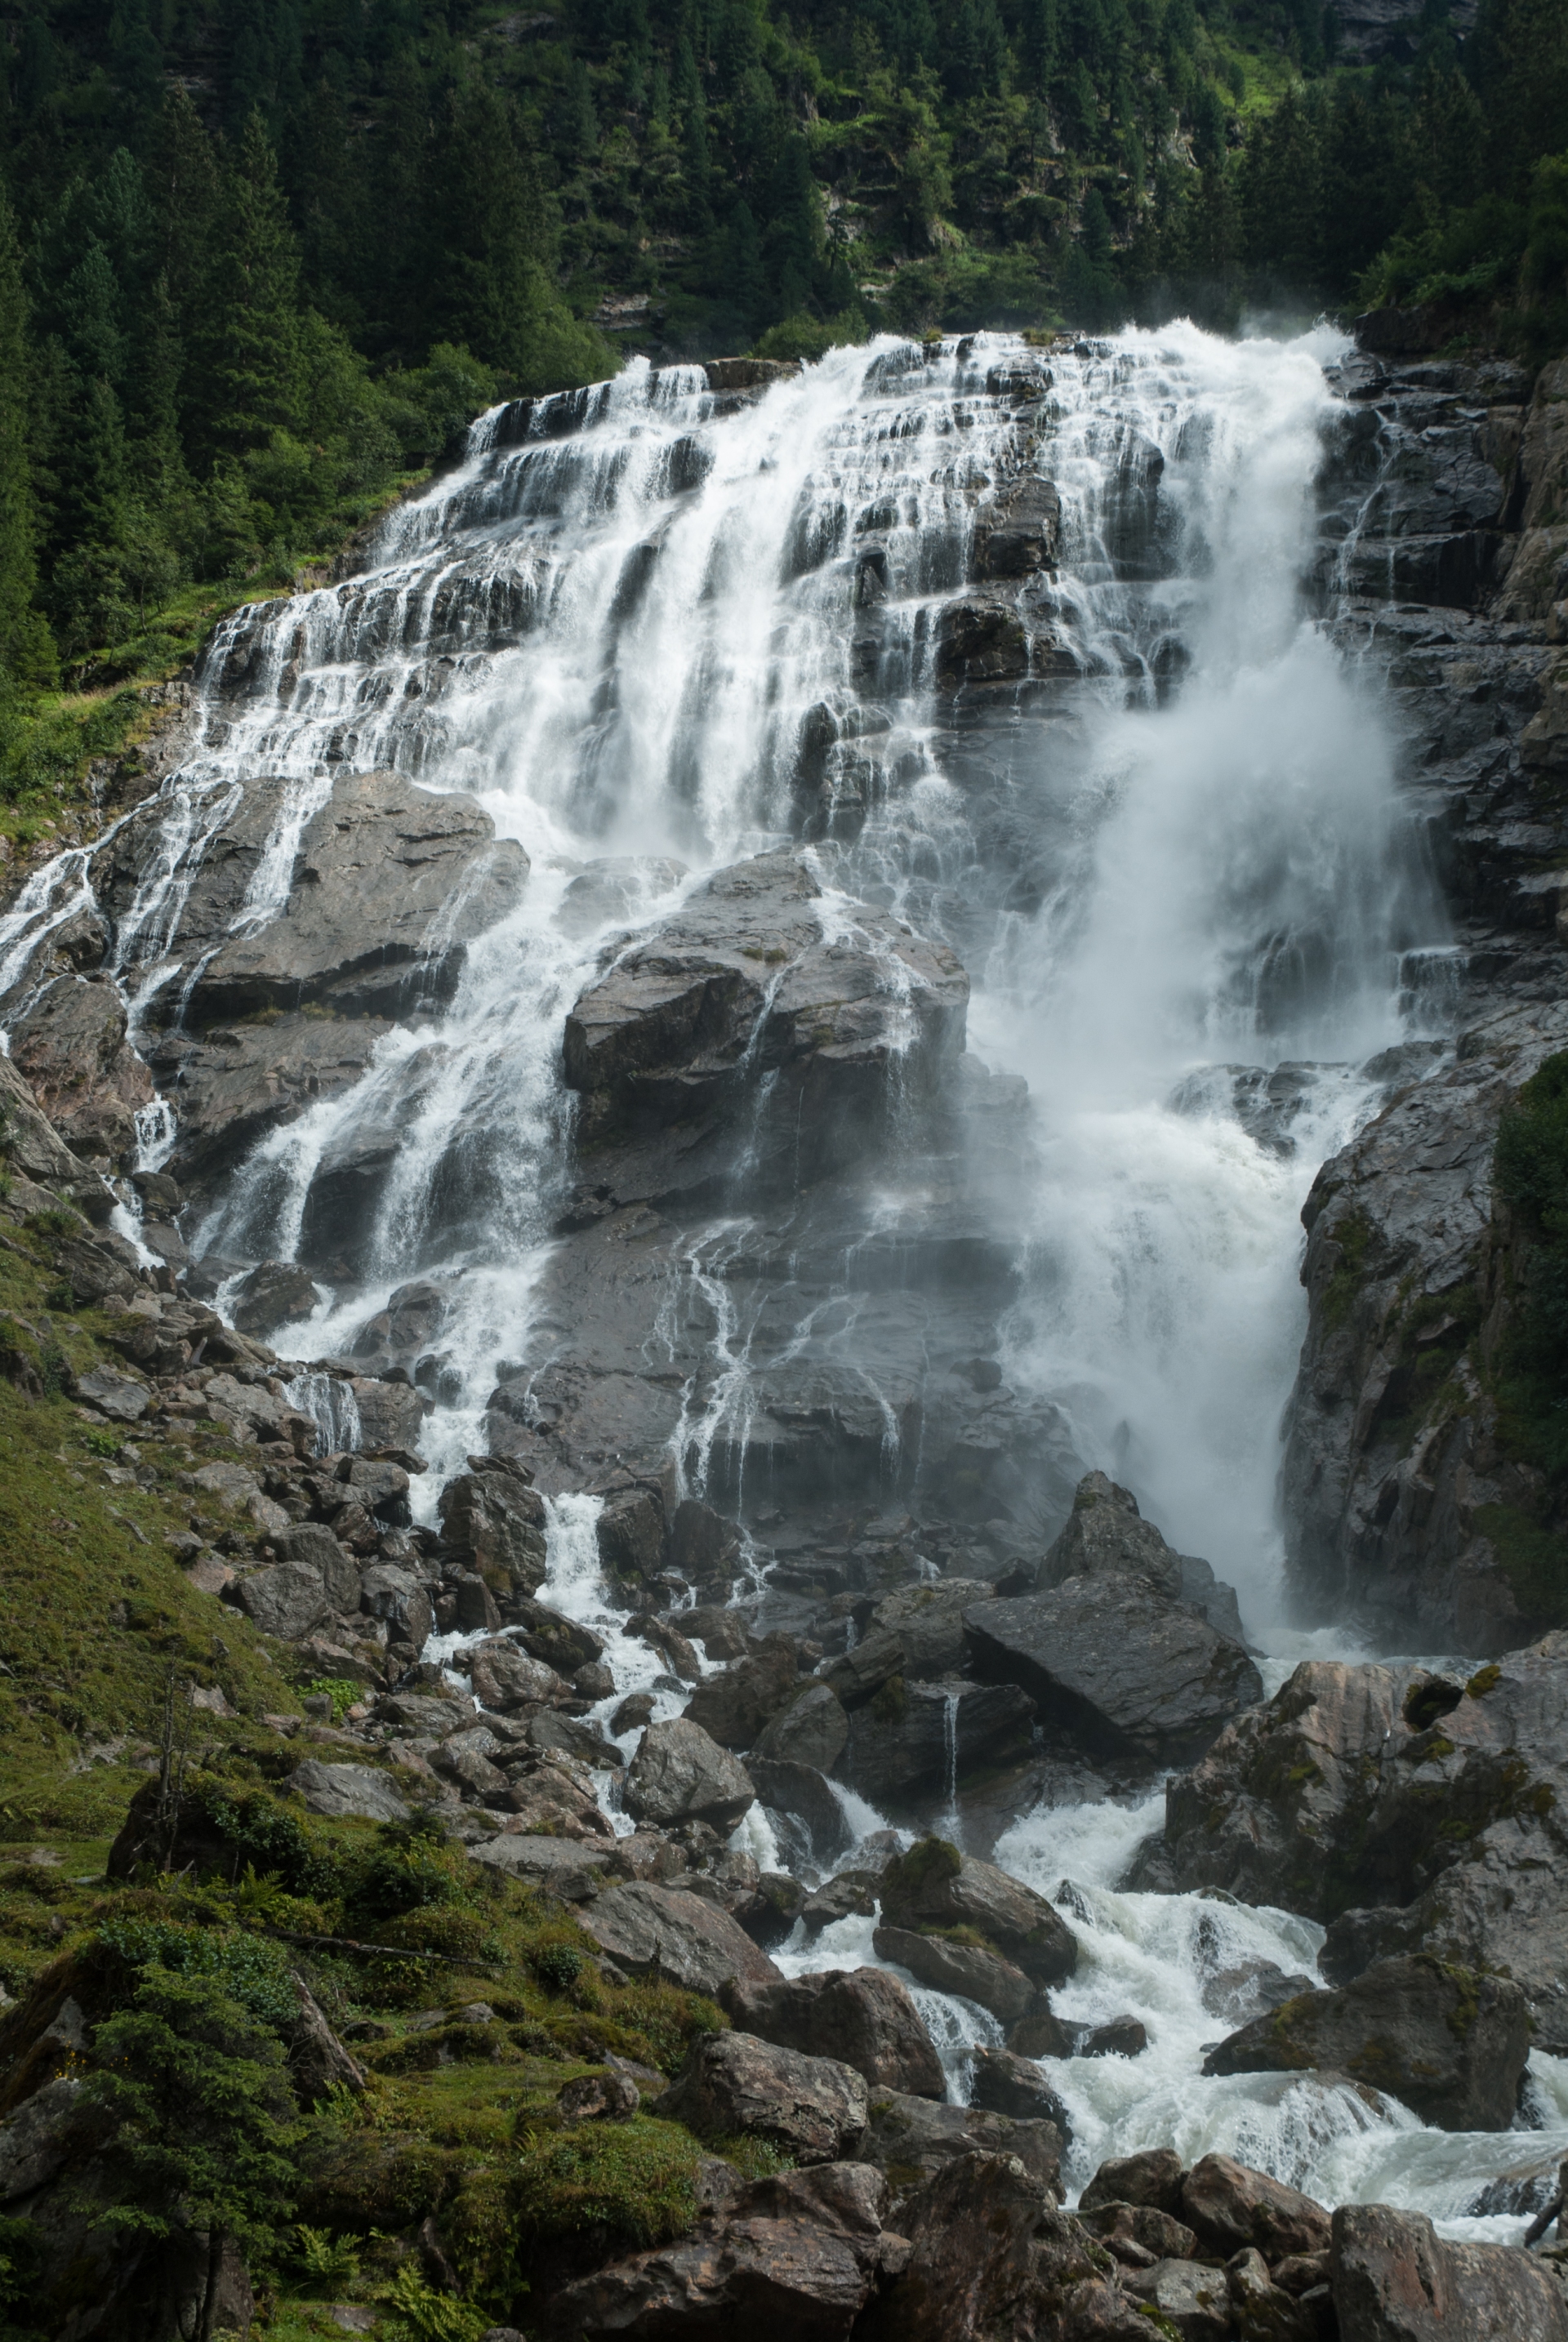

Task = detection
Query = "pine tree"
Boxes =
[0,188,55,694]
[200,110,304,455]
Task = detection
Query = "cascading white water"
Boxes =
[4,323,1546,2233]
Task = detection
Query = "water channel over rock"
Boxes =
[6,322,1561,2247]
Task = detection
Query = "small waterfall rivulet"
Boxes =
[5,323,1559,2230]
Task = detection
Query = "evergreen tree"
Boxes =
[0,188,54,694]
[200,110,305,455]
[84,1969,299,2342]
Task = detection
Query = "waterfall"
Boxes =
[2,322,1529,2233]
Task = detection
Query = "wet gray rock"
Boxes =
[838,1676,1036,1807]
[232,1261,320,1335]
[562,850,969,1208]
[623,1717,756,1833]
[1165,1643,1568,2055]
[286,1761,410,1823]
[468,1639,573,1712]
[358,1563,434,1650]
[652,2029,869,2163]
[749,1756,854,1864]
[1203,1956,1530,2132]
[972,471,1062,581]
[877,1839,1079,1988]
[1331,2202,1568,2340]
[438,1467,547,1595]
[965,1573,1263,1766]
[871,1923,1035,2024]
[7,975,152,1164]
[151,1013,394,1196]
[753,1681,850,1771]
[555,856,689,937]
[1036,1472,1184,1599]
[720,1968,947,2100]
[968,2046,1071,2130]
[576,1883,782,1995]
[683,1638,801,1749]
[165,767,528,1026]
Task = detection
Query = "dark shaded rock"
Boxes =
[871,1923,1034,2025]
[438,1469,548,1594]
[754,1682,850,1771]
[800,1870,880,1935]
[562,851,968,1206]
[964,1574,1263,1766]
[934,597,1029,689]
[596,1483,668,1584]
[624,1718,756,1832]
[1180,2154,1331,2262]
[0,2077,84,2200]
[359,1563,434,1649]
[969,2046,1071,2130]
[1007,2006,1076,2059]
[7,975,152,1162]
[1080,2149,1187,2217]
[232,1260,320,1335]
[973,472,1062,580]
[839,1675,1036,1805]
[1121,2257,1232,2335]
[1038,1471,1184,1599]
[858,2151,1109,2341]
[1076,2202,1197,2262]
[750,1757,853,1863]
[877,1838,1078,1987]
[684,1639,800,1749]
[721,1968,947,2100]
[1201,1955,1530,2131]
[505,1596,606,1676]
[652,2029,869,2164]
[1082,2015,1148,2059]
[1330,2201,1568,2340]
[669,1498,742,1583]
[179,767,528,1025]
[539,2159,889,2341]
[576,1883,782,1995]
[153,1013,394,1197]
[272,1521,358,1609]
[861,2095,1063,2209]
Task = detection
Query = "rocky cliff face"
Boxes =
[1284,350,1568,1652]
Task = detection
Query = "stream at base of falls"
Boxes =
[6,318,1553,2243]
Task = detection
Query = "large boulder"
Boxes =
[652,2030,869,2164]
[623,1718,756,1832]
[871,1925,1035,2025]
[468,1639,573,1712]
[7,975,153,1163]
[1165,1641,1568,2054]
[1202,1956,1530,2131]
[720,1968,947,2099]
[877,1838,1078,1987]
[171,767,528,1025]
[576,1884,782,1996]
[236,1559,329,1641]
[286,1761,410,1823]
[1331,2202,1568,2340]
[466,1836,611,1900]
[753,1682,850,1771]
[683,1640,801,1750]
[539,2160,891,2341]
[1179,2155,1330,2262]
[438,1467,548,1595]
[749,1756,854,1863]
[861,2095,1064,2209]
[838,1676,1036,1807]
[859,2152,1114,2341]
[1036,1472,1184,1598]
[561,851,969,1206]
[964,1573,1263,1765]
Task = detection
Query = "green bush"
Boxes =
[95,1918,301,2029]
